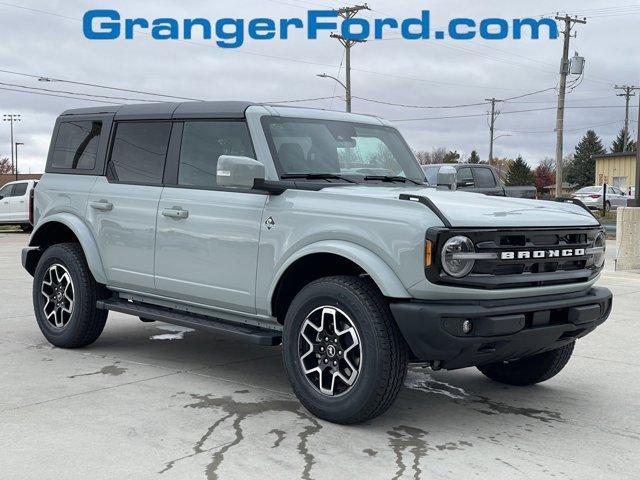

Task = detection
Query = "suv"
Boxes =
[0,180,37,231]
[423,163,537,198]
[23,102,611,424]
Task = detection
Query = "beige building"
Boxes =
[593,152,636,192]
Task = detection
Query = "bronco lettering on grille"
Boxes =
[500,248,586,260]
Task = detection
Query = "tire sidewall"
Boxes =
[283,279,386,422]
[33,245,88,345]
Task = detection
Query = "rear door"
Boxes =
[0,184,14,221]
[8,182,29,222]
[86,121,172,292]
[154,120,267,313]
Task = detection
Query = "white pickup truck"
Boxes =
[0,180,37,231]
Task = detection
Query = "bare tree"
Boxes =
[0,157,12,175]
[414,148,447,165]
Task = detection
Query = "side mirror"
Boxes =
[437,166,457,191]
[217,155,265,189]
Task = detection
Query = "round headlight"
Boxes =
[592,232,606,268]
[441,236,475,278]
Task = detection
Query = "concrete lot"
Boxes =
[1,231,638,480]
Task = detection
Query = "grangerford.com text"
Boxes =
[83,9,559,48]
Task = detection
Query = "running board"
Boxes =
[96,299,282,346]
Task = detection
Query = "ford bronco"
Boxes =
[23,102,611,424]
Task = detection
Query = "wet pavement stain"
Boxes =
[68,363,127,378]
[405,369,564,424]
[269,429,286,448]
[387,426,430,480]
[363,448,378,457]
[161,393,322,480]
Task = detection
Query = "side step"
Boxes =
[96,299,282,346]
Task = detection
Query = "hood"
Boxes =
[322,185,600,228]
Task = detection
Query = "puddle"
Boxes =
[404,368,564,423]
[150,325,195,341]
[161,393,322,480]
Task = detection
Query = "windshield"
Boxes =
[261,117,426,183]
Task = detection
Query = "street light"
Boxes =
[15,142,24,181]
[3,114,21,175]
[317,73,348,112]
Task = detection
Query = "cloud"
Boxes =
[0,0,637,172]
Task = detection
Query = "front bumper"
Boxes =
[390,287,612,369]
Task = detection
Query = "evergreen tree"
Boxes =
[443,150,460,163]
[504,156,535,186]
[468,150,481,163]
[566,130,605,188]
[611,128,636,153]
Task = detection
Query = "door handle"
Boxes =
[89,200,113,211]
[162,207,189,219]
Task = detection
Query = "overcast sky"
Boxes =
[1,0,639,173]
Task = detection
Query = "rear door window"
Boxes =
[474,167,497,188]
[109,122,172,185]
[11,183,27,196]
[51,121,102,170]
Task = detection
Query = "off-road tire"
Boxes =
[33,243,108,348]
[283,275,408,424]
[477,342,575,386]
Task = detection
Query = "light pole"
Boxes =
[3,114,21,175]
[317,73,347,109]
[15,142,24,181]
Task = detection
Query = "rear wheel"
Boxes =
[283,276,408,424]
[604,201,611,213]
[33,243,108,348]
[477,342,575,386]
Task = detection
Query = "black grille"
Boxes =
[426,227,604,289]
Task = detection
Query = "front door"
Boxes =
[0,184,13,221]
[86,121,172,292]
[154,120,266,313]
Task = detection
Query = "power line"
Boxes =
[0,86,121,104]
[391,105,627,122]
[0,81,161,103]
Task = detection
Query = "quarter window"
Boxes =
[178,121,254,188]
[51,121,102,170]
[109,122,172,184]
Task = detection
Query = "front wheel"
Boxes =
[283,276,408,424]
[477,342,575,386]
[33,243,108,348]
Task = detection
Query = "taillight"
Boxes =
[588,194,602,199]
[28,188,35,225]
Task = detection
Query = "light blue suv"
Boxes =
[23,102,611,423]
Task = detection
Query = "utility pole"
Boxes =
[634,85,640,207]
[554,15,586,198]
[329,4,370,113]
[2,114,21,175]
[485,98,503,166]
[615,85,637,151]
[15,142,24,181]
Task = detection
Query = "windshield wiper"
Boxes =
[281,173,356,183]
[363,175,423,185]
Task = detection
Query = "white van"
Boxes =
[0,180,37,231]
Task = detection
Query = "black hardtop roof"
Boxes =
[60,101,257,120]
